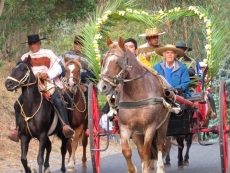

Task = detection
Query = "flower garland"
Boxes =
[93,6,213,68]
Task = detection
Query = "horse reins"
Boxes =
[100,50,148,87]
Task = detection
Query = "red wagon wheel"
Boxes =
[219,80,229,173]
[88,82,100,173]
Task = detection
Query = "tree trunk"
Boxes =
[0,0,4,17]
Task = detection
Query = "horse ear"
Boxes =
[64,55,68,63]
[118,37,125,51]
[27,55,31,62]
[106,37,113,47]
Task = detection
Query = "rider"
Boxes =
[8,34,74,142]
[137,28,165,67]
[60,35,95,84]
[124,38,138,55]
[154,44,191,98]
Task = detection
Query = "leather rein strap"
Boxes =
[116,97,164,109]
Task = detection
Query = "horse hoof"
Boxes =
[128,166,139,173]
[164,163,171,167]
[44,168,51,173]
[67,166,76,172]
[177,165,184,170]
[183,161,189,166]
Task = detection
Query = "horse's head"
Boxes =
[63,56,82,94]
[5,56,34,91]
[97,37,133,95]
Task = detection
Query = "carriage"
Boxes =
[85,69,229,173]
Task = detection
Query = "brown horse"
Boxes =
[62,57,88,171]
[97,37,172,173]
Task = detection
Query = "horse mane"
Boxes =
[65,59,82,69]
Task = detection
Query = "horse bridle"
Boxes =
[7,63,37,90]
[99,49,147,87]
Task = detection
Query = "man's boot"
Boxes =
[51,90,74,138]
[8,113,20,142]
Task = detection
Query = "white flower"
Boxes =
[118,11,125,16]
[126,8,133,13]
[159,9,164,15]
[94,34,102,40]
[203,16,208,22]
[94,48,100,53]
[104,10,112,15]
[141,11,148,15]
[206,28,212,36]
[169,9,174,13]
[102,15,108,22]
[194,9,200,15]
[203,59,208,63]
[199,13,205,19]
[174,7,181,12]
[205,44,211,50]
[93,40,98,44]
[133,9,140,14]
[188,6,195,10]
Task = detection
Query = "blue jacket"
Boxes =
[154,60,191,98]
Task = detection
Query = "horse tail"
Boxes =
[207,93,216,113]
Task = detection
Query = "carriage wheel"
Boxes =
[219,80,229,173]
[88,82,100,173]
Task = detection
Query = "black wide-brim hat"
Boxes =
[21,34,46,44]
[175,41,192,51]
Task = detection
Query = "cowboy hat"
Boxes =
[22,34,46,44]
[155,44,185,57]
[175,42,192,51]
[139,28,166,37]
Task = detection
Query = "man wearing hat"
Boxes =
[60,35,95,84]
[154,44,191,98]
[175,41,194,62]
[137,28,165,67]
[8,34,74,142]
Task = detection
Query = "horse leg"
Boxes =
[81,131,88,168]
[37,134,49,173]
[67,129,79,170]
[176,136,184,168]
[120,127,138,173]
[142,128,156,173]
[60,137,68,173]
[21,135,32,173]
[164,153,171,167]
[184,134,193,166]
[44,138,51,173]
[66,139,72,163]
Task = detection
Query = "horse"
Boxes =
[97,37,172,173]
[164,92,217,168]
[62,57,88,171]
[5,56,72,173]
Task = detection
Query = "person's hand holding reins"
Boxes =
[40,73,48,80]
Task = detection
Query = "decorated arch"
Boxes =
[79,0,229,87]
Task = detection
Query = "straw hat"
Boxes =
[155,44,185,57]
[139,28,166,37]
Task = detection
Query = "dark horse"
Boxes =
[5,57,71,173]
[98,37,172,173]
[165,92,217,168]
[62,57,88,171]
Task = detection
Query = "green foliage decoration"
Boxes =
[79,0,229,88]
